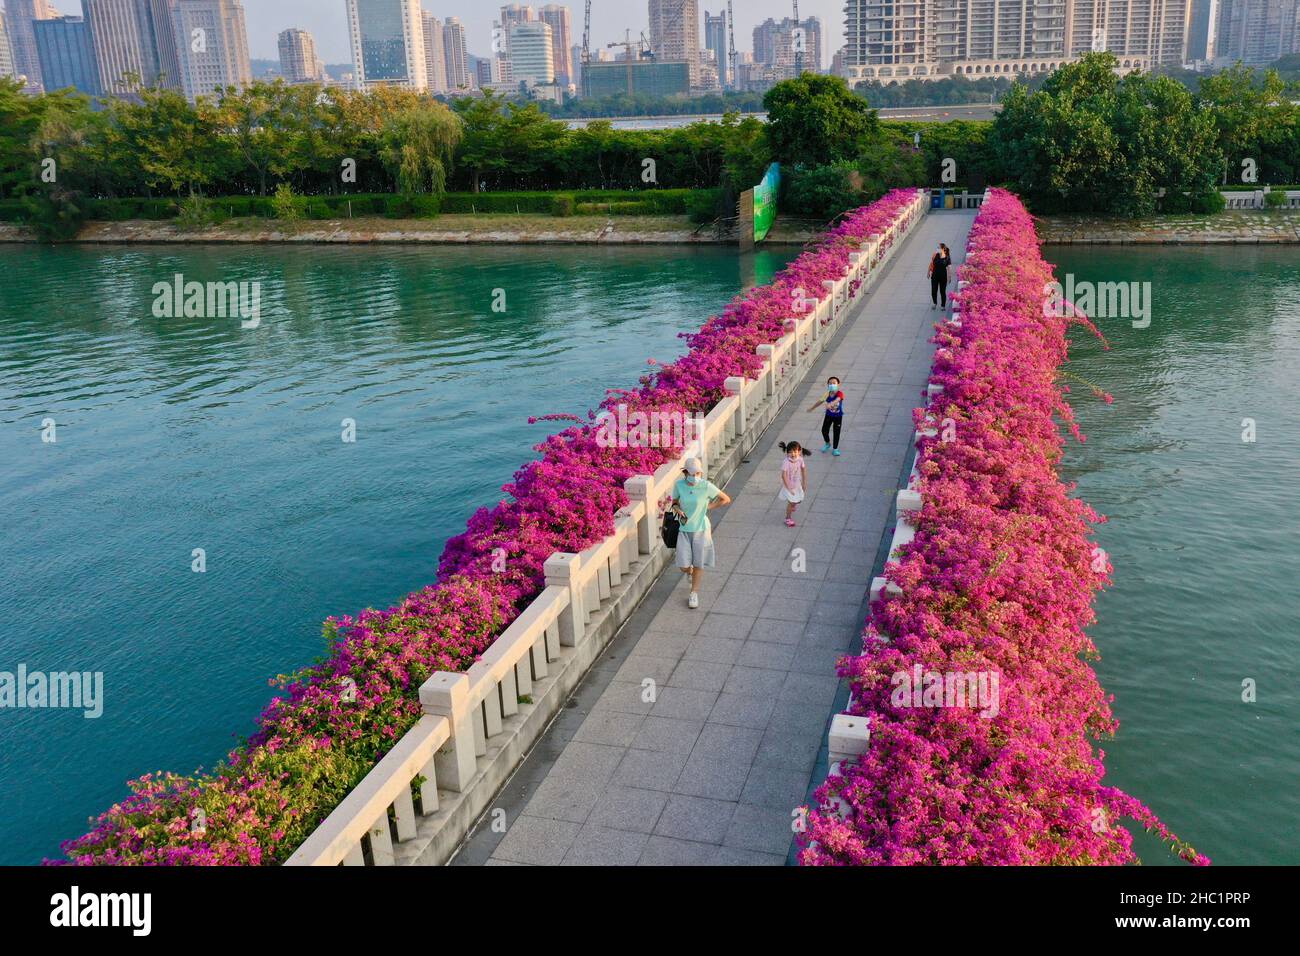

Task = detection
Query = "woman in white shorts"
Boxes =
[670,458,731,608]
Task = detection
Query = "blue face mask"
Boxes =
[686,475,699,484]
[828,384,839,393]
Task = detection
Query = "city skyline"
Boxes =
[41,0,853,66]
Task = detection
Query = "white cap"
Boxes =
[684,458,704,475]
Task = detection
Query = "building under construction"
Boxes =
[583,58,691,97]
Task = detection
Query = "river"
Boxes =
[0,242,795,864]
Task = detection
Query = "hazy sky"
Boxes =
[50,1,847,67]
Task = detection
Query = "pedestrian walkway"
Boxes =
[451,210,977,866]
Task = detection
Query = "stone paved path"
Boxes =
[451,210,978,866]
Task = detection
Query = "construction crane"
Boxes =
[792,0,804,76]
[582,0,591,65]
[726,0,737,91]
[607,30,650,96]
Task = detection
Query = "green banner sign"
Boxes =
[754,163,780,243]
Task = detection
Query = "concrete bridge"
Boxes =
[450,209,978,865]
[284,193,978,868]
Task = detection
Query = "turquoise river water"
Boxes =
[0,242,794,864]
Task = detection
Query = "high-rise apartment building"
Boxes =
[278,27,323,83]
[0,14,13,81]
[494,5,535,84]
[443,16,471,89]
[5,0,56,92]
[1187,0,1219,59]
[753,16,822,78]
[844,0,1186,85]
[1067,0,1192,65]
[570,42,584,89]
[34,16,101,95]
[649,0,701,86]
[1217,0,1300,63]
[422,13,448,93]
[345,0,427,90]
[540,7,573,84]
[509,19,554,86]
[704,9,728,86]
[173,0,253,101]
[537,5,573,84]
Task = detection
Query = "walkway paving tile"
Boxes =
[456,210,977,867]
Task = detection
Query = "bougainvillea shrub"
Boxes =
[57,192,922,865]
[797,189,1207,866]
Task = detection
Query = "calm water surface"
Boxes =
[1048,246,1300,865]
[0,242,795,864]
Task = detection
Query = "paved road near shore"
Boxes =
[452,209,978,866]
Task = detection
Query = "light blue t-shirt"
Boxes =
[673,477,722,533]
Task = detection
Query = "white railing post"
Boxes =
[724,376,747,439]
[821,280,835,320]
[624,475,654,554]
[756,344,775,397]
[420,672,477,793]
[543,552,585,646]
[827,713,870,777]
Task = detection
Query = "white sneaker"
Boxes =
[688,591,699,609]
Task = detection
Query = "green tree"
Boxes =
[992,52,1223,215]
[110,88,223,196]
[217,81,302,195]
[378,100,463,194]
[1197,65,1291,184]
[764,74,879,167]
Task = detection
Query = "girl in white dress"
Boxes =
[777,441,807,527]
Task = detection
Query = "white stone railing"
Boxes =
[1220,188,1300,209]
[286,189,930,867]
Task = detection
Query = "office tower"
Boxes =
[1188,0,1220,59]
[6,0,56,92]
[509,19,554,86]
[147,0,183,88]
[537,5,572,84]
[345,0,427,90]
[704,9,727,85]
[83,0,168,95]
[422,14,447,93]
[443,15,470,88]
[278,27,322,83]
[649,0,701,85]
[0,14,15,81]
[1218,0,1300,63]
[34,16,101,95]
[474,56,492,87]
[173,0,253,101]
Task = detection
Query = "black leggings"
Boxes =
[821,414,842,449]
[931,273,948,306]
